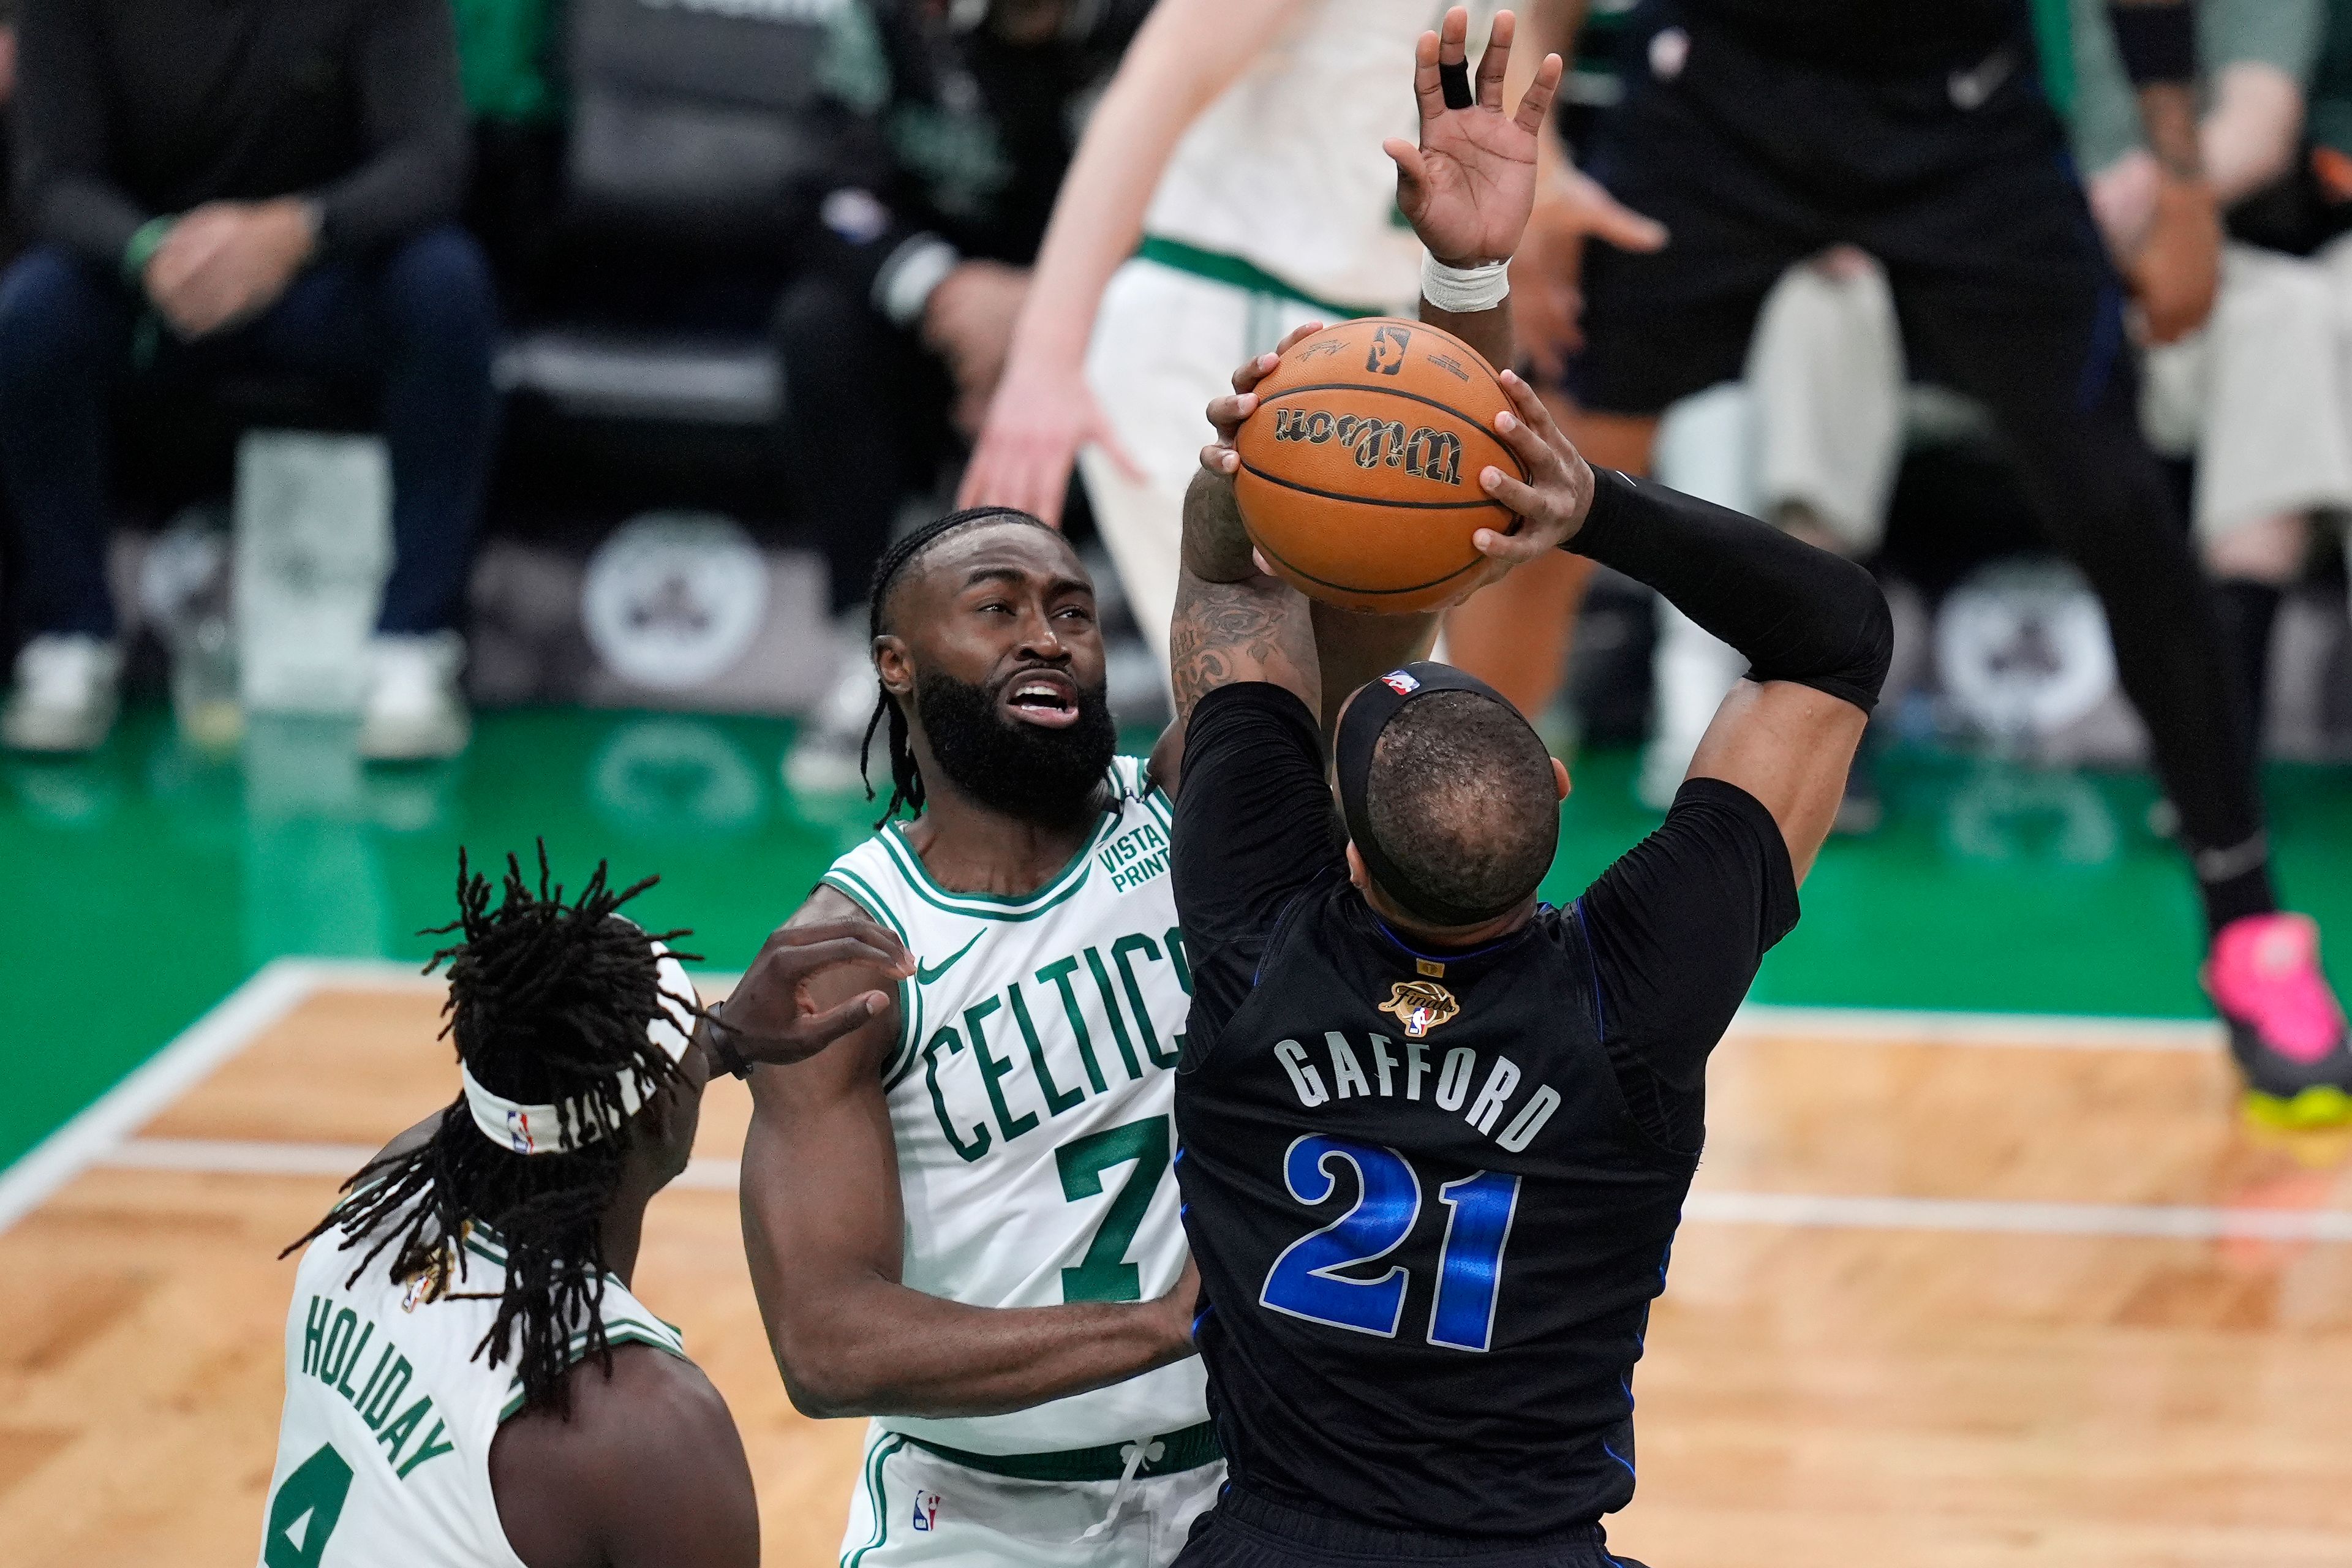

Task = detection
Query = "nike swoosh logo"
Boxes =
[915,932,982,986]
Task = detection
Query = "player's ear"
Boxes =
[1344,840,1370,891]
[1551,756,1570,802]
[874,635,914,698]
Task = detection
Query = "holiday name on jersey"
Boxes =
[1271,1030,1561,1153]
[298,1295,458,1481]
[922,928,1189,1162]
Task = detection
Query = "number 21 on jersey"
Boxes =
[1258,1134,1520,1352]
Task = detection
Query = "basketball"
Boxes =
[1232,317,1526,613]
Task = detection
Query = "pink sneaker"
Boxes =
[2203,913,2352,1126]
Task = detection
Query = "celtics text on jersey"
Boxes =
[818,758,1210,1457]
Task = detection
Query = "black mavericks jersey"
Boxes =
[1169,682,1796,1540]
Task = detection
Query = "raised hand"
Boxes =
[959,356,1144,528]
[1382,7,1564,267]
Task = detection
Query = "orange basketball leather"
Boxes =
[1232,317,1525,614]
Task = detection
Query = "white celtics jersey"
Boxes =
[258,1210,687,1568]
[1140,0,1501,311]
[822,756,1207,1455]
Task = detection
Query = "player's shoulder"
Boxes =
[491,1345,744,1562]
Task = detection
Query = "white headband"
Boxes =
[459,942,698,1156]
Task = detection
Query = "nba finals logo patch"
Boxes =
[1365,324,1412,375]
[1380,980,1460,1039]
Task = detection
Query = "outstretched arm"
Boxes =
[1309,6,1567,723]
[738,887,1197,1420]
[1164,5,1565,758]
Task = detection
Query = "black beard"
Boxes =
[914,668,1118,826]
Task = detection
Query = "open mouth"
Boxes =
[1001,671,1081,729]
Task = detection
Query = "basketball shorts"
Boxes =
[1566,6,2114,422]
[837,1419,1227,1568]
[1172,1483,1648,1568]
[1081,255,1365,668]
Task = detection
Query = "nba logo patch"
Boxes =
[910,1491,941,1532]
[505,1109,535,1155]
[1381,670,1421,695]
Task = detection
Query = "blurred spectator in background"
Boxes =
[0,0,496,761]
[2075,0,2339,736]
[782,0,1150,794]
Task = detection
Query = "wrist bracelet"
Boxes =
[702,1005,753,1080]
[1420,253,1510,314]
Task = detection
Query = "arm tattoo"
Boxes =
[1170,571,1321,720]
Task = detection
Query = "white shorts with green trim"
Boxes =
[1081,249,1400,670]
[837,1418,1226,1568]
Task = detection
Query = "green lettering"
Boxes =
[396,1418,455,1480]
[350,1336,393,1411]
[318,1310,356,1387]
[1082,947,1144,1080]
[922,1026,990,1163]
[1007,983,1083,1117]
[362,1356,413,1430]
[377,1395,430,1463]
[1054,1116,1172,1302]
[1035,956,1109,1093]
[1164,926,1193,995]
[334,1319,375,1401]
[263,1442,353,1568]
[301,1295,332,1378]
[964,996,1039,1142]
[1112,934,1180,1069]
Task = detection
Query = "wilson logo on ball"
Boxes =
[1272,408,1463,484]
[1231,316,1523,613]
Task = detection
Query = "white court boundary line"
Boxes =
[0,959,2271,1240]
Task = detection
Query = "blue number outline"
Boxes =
[1257,1136,1423,1338]
[1427,1169,1523,1352]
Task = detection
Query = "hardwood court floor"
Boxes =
[6,979,2351,1567]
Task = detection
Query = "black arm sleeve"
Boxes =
[1169,682,1348,1038]
[1570,777,1798,1150]
[310,0,470,255]
[16,0,151,266]
[1569,469,1892,714]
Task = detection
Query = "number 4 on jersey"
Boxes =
[1259,1136,1521,1352]
[264,1442,353,1568]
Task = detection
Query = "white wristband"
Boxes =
[1421,253,1510,314]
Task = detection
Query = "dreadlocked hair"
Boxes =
[284,844,704,1419]
[858,505,1058,828]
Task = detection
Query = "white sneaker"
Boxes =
[2,635,122,753]
[783,616,883,799]
[358,632,470,762]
